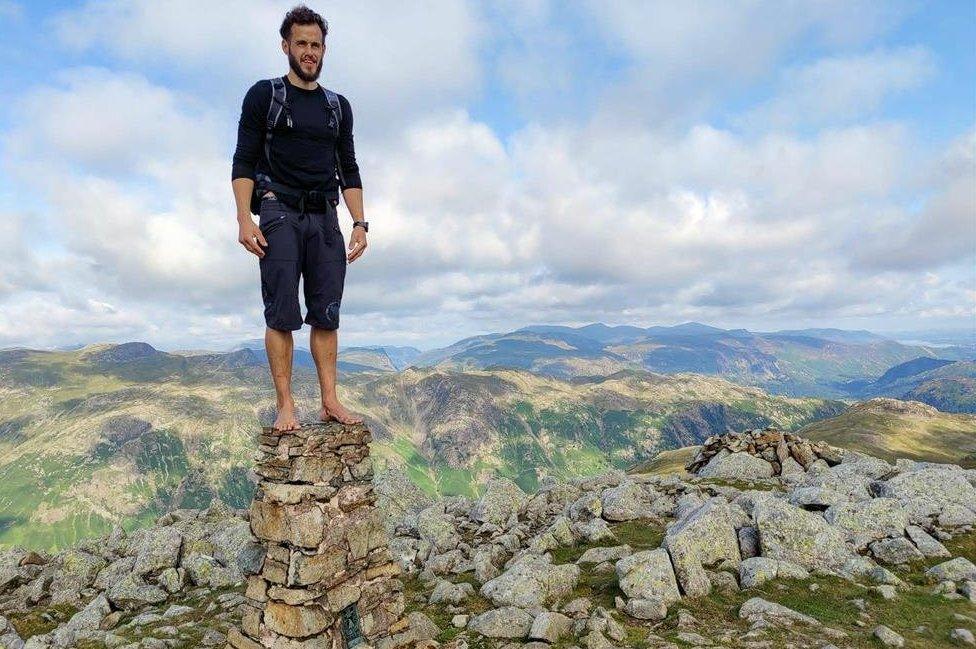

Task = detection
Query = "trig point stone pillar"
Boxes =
[227,422,413,649]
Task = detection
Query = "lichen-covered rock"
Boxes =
[874,466,976,524]
[208,519,252,571]
[375,464,436,532]
[738,526,760,559]
[416,505,460,553]
[471,478,527,526]
[54,550,107,590]
[662,499,740,597]
[0,614,23,649]
[263,600,333,638]
[926,557,976,583]
[791,463,873,507]
[62,593,111,633]
[133,526,183,575]
[578,545,632,565]
[615,548,680,608]
[622,597,667,621]
[430,579,475,605]
[869,537,924,565]
[529,516,576,553]
[183,553,222,586]
[873,624,905,647]
[839,451,893,479]
[481,554,580,608]
[938,503,976,527]
[739,557,809,588]
[600,481,653,522]
[754,497,855,574]
[698,452,775,481]
[573,518,616,543]
[472,546,504,583]
[824,498,908,550]
[105,573,169,610]
[780,456,805,482]
[905,525,950,558]
[93,556,136,591]
[467,606,534,638]
[529,611,573,643]
[738,597,819,626]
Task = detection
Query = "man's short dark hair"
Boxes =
[279,4,328,42]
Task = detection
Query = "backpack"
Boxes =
[252,76,346,213]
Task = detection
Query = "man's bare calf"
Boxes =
[310,326,363,425]
[265,327,301,431]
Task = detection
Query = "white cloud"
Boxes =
[5,67,221,177]
[4,69,251,311]
[739,47,936,129]
[0,0,969,349]
[581,0,914,127]
[2,64,971,348]
[50,0,485,133]
[852,127,976,271]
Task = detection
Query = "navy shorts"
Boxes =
[257,194,346,331]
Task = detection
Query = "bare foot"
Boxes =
[320,400,363,425]
[273,402,301,431]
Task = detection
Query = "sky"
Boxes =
[0,0,973,351]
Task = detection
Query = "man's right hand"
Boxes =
[238,217,268,258]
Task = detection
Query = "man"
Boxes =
[231,4,367,431]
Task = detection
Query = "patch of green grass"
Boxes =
[566,566,621,610]
[9,602,78,638]
[611,519,666,551]
[401,573,493,645]
[694,477,783,492]
[551,519,667,614]
[550,519,664,565]
[652,533,976,648]
[944,530,976,561]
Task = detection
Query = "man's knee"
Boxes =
[305,300,341,330]
[265,324,297,335]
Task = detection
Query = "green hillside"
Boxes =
[796,397,976,466]
[0,344,842,551]
[410,323,963,397]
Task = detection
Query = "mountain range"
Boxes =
[398,322,973,399]
[1,321,973,551]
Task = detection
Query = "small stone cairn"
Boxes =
[686,427,844,477]
[228,422,415,649]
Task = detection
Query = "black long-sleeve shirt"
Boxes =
[232,75,362,199]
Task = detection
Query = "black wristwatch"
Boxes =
[353,220,369,232]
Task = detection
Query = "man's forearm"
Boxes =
[233,177,255,222]
[341,187,364,222]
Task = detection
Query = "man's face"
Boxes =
[283,23,324,82]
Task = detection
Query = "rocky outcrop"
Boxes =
[480,554,579,608]
[687,427,843,477]
[4,428,975,649]
[0,502,249,647]
[231,422,412,649]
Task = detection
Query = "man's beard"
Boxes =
[287,48,323,83]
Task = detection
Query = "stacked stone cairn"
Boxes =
[686,427,844,480]
[228,422,415,649]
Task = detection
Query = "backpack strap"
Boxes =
[257,77,293,194]
[320,87,347,189]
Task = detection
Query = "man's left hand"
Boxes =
[348,227,367,262]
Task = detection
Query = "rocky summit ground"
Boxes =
[2,428,975,649]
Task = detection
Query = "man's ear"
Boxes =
[281,39,288,55]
